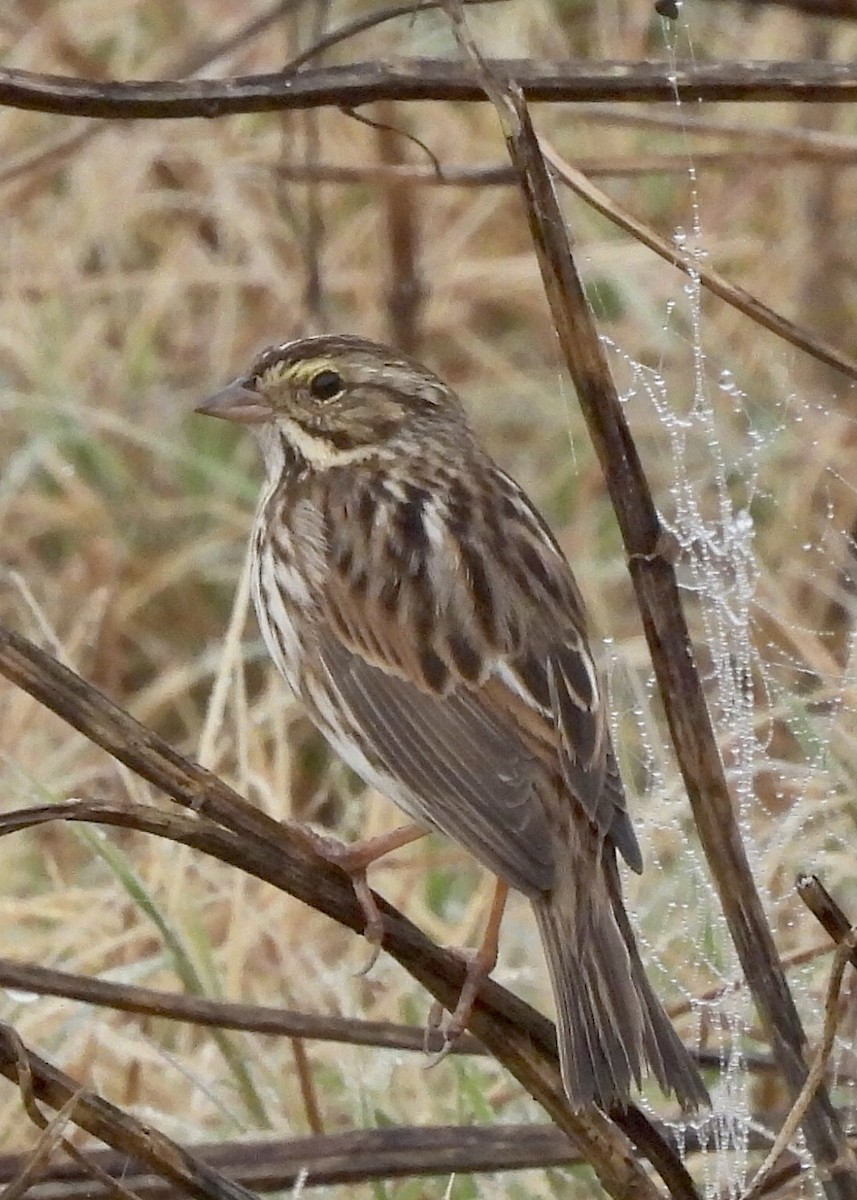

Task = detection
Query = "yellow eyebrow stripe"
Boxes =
[260,357,337,386]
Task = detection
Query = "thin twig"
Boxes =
[282,0,508,75]
[798,876,857,966]
[541,141,857,382]
[741,929,857,1200]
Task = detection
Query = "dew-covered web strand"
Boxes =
[590,9,857,1194]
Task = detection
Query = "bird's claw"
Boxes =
[423,946,488,1065]
[351,873,385,975]
[289,822,386,975]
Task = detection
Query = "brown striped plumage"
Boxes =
[197,334,708,1111]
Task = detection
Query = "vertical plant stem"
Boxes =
[376,102,425,353]
[436,12,856,1190]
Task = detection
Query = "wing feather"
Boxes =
[318,631,554,895]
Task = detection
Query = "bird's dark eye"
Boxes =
[308,369,343,401]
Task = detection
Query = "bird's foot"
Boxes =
[424,944,496,1064]
[288,821,426,974]
[425,879,509,1064]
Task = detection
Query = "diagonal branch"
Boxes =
[540,143,857,382]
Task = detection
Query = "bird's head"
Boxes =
[196,334,467,468]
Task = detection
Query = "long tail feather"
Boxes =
[534,840,709,1111]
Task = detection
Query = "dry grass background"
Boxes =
[0,0,855,1195]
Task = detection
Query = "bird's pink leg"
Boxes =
[292,821,427,971]
[427,878,510,1058]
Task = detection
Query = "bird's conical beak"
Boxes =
[195,380,272,425]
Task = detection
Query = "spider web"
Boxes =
[589,27,857,1193]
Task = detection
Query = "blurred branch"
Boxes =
[0,1,305,191]
[374,104,425,353]
[0,1116,831,1199]
[297,3,329,326]
[0,627,697,1200]
[702,0,857,20]
[437,8,857,1199]
[238,142,857,187]
[0,956,482,1055]
[0,60,854,120]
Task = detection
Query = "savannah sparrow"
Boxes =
[197,334,707,1111]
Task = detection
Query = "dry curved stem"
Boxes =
[283,0,506,76]
[741,928,857,1200]
[438,7,857,1198]
[0,1023,253,1200]
[540,141,857,382]
[0,60,853,121]
[0,626,698,1200]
